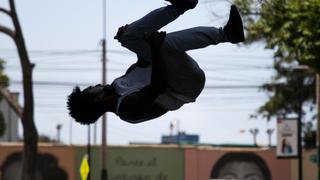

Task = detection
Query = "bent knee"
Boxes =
[161,36,184,53]
[194,69,206,97]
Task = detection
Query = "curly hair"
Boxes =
[67,86,105,124]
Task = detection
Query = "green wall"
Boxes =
[75,146,184,180]
[75,146,102,180]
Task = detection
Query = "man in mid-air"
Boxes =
[67,0,245,124]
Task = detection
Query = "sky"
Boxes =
[0,0,277,145]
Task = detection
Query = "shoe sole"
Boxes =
[230,5,245,43]
[165,0,198,9]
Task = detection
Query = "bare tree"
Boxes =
[0,1,38,180]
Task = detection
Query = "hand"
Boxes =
[114,24,129,40]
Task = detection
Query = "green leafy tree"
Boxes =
[0,58,10,87]
[38,134,57,143]
[0,111,5,137]
[0,57,10,137]
[234,0,320,71]
[232,0,319,146]
[231,0,319,115]
[257,67,315,120]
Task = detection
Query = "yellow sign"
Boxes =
[80,154,90,180]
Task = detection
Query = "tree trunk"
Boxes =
[8,0,38,180]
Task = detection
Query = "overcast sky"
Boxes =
[0,0,277,145]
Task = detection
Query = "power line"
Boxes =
[0,48,273,60]
[7,80,263,89]
[4,66,273,72]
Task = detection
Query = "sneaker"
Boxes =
[165,0,198,10]
[223,5,245,43]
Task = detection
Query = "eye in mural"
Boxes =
[211,153,271,180]
[1,152,68,180]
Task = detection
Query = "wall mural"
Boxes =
[211,153,271,180]
[1,152,68,180]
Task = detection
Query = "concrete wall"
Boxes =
[0,143,75,180]
[74,145,185,180]
[184,148,317,180]
[185,148,225,180]
[0,144,185,180]
[0,144,317,180]
[290,149,317,180]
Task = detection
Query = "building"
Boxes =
[0,92,19,142]
[161,131,199,144]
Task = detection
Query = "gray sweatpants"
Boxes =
[118,5,226,110]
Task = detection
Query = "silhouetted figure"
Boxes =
[1,152,68,180]
[67,0,245,124]
[281,138,293,154]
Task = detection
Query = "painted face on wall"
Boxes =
[211,153,271,180]
[2,160,43,180]
[1,152,68,180]
[217,161,266,180]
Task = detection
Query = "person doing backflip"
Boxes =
[67,0,245,124]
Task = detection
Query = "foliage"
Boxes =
[231,0,319,145]
[0,58,10,88]
[234,0,320,71]
[257,67,315,120]
[0,57,10,137]
[304,123,316,149]
[0,111,5,137]
[38,134,57,143]
[231,0,319,119]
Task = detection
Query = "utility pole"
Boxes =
[293,65,309,180]
[169,121,174,144]
[101,0,108,179]
[69,118,73,145]
[297,69,303,180]
[87,125,91,180]
[56,124,62,143]
[316,74,320,180]
[94,123,97,145]
[176,120,181,144]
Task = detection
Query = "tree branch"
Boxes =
[0,25,15,39]
[0,7,11,16]
[0,87,23,117]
